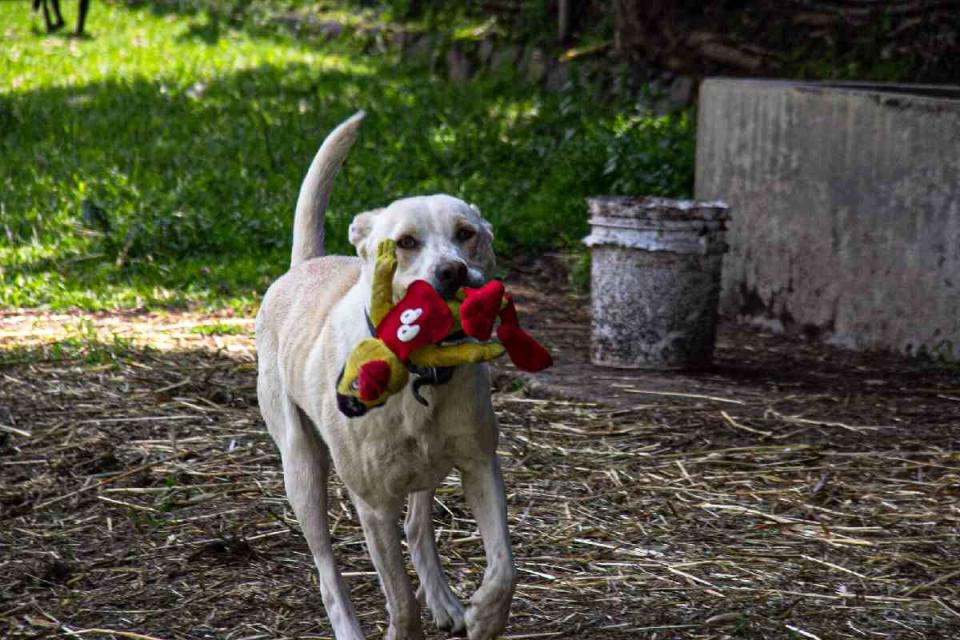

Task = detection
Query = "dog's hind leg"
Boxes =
[355,499,425,640]
[264,393,364,640]
[460,457,516,640]
[405,489,466,635]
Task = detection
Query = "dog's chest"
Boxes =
[342,394,456,499]
[359,424,451,497]
[393,434,448,491]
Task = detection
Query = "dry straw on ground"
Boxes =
[1,270,958,639]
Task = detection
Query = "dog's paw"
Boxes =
[381,596,426,640]
[420,585,466,636]
[383,623,426,640]
[465,583,513,640]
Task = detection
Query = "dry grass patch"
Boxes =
[1,306,958,639]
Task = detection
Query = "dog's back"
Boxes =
[256,256,359,413]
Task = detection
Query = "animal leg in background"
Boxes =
[76,0,90,35]
[33,0,90,35]
[34,0,65,32]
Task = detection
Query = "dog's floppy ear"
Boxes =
[348,209,382,258]
[470,204,496,270]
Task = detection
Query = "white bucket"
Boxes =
[584,196,730,369]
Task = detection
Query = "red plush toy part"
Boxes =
[358,360,392,402]
[496,295,554,373]
[460,280,505,341]
[377,280,454,360]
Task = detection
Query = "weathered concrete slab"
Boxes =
[696,78,960,359]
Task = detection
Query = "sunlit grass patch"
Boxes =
[0,318,140,366]
[0,310,256,373]
[190,320,248,335]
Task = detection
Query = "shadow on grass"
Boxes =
[178,10,225,45]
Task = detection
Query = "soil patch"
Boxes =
[1,262,958,639]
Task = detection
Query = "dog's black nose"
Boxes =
[434,261,468,297]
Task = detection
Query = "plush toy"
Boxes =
[336,240,552,417]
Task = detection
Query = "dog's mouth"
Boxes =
[437,275,486,300]
[396,280,482,302]
[394,266,486,302]
[434,281,462,301]
[465,266,487,289]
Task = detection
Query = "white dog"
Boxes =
[256,113,516,640]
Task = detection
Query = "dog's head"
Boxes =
[349,194,495,299]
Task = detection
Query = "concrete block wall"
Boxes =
[696,79,960,359]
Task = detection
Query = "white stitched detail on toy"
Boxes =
[400,308,423,325]
[397,324,421,343]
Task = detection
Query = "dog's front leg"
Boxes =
[405,489,466,634]
[461,457,516,640]
[267,400,365,640]
[356,499,425,640]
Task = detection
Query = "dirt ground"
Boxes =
[1,260,959,640]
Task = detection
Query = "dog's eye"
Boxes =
[455,228,476,242]
[397,235,420,250]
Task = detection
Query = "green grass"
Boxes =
[1,0,693,311]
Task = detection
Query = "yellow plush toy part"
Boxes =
[336,240,506,417]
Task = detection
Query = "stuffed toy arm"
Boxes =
[409,341,506,368]
[496,294,553,372]
[369,239,398,327]
[457,281,553,372]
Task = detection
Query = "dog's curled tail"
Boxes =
[291,111,365,268]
